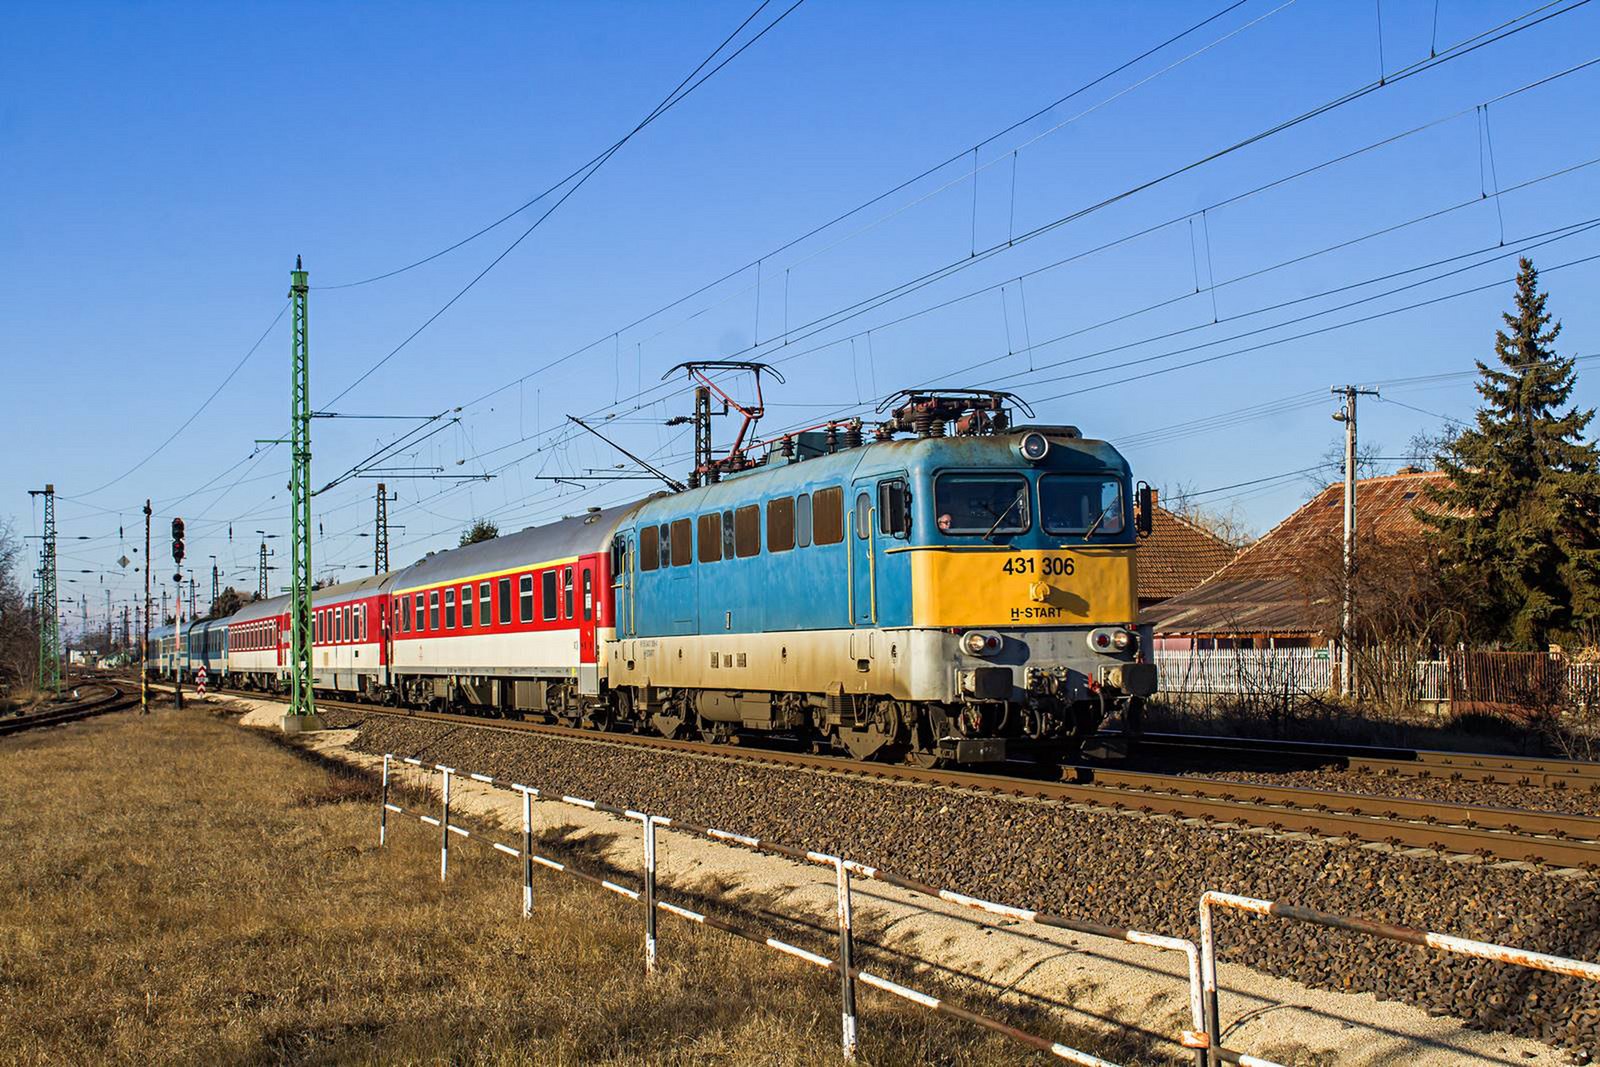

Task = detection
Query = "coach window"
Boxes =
[582,569,593,620]
[415,594,425,632]
[461,585,473,628]
[479,582,490,626]
[767,496,795,552]
[519,574,534,623]
[312,614,319,645]
[444,588,456,629]
[428,591,440,630]
[697,513,721,563]
[400,600,410,634]
[855,492,872,539]
[542,571,558,621]
[499,577,512,625]
[722,509,735,559]
[878,478,910,538]
[796,493,812,547]
[333,610,340,643]
[563,567,574,618]
[346,606,353,641]
[658,523,672,568]
[640,524,660,572]
[813,486,844,545]
[670,518,691,567]
[734,504,760,558]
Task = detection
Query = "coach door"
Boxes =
[850,480,876,626]
[612,534,634,638]
[577,558,598,662]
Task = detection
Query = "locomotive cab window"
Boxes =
[1040,474,1126,537]
[670,519,691,567]
[542,571,558,621]
[878,478,910,538]
[767,496,795,552]
[697,514,721,563]
[855,492,872,539]
[639,525,660,572]
[611,536,628,579]
[934,473,1030,535]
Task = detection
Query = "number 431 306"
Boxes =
[1002,556,1074,576]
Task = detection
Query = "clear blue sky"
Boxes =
[4,0,1598,638]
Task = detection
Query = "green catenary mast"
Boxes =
[285,257,320,730]
[30,485,61,696]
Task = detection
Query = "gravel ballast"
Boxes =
[325,709,1600,1056]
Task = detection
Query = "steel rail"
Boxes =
[0,685,137,737]
[1134,731,1600,789]
[193,683,1600,868]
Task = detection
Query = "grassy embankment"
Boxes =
[0,706,1155,1066]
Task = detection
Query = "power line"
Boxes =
[324,0,810,406]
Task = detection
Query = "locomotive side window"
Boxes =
[670,519,691,567]
[499,577,512,625]
[542,571,558,621]
[461,585,473,629]
[444,588,456,629]
[767,496,795,552]
[734,505,760,558]
[658,524,672,568]
[428,591,439,631]
[812,487,844,545]
[878,478,910,538]
[563,567,574,617]
[519,575,533,623]
[697,513,721,563]
[479,582,491,627]
[1040,474,1126,537]
[722,510,735,559]
[639,525,660,572]
[796,493,812,547]
[933,473,1030,535]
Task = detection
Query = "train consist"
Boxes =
[147,389,1156,764]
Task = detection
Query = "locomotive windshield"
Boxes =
[934,473,1030,534]
[1040,474,1125,537]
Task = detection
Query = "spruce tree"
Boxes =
[1424,258,1600,649]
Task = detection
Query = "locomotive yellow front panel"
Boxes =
[903,546,1138,629]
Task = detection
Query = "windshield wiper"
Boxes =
[983,491,1026,542]
[1081,498,1119,540]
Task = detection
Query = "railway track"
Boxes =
[193,682,1600,870]
[0,685,139,738]
[1133,731,1600,791]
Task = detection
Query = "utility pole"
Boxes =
[143,500,151,712]
[1331,386,1378,699]
[105,588,112,653]
[210,555,219,615]
[29,485,60,696]
[258,539,269,599]
[374,482,390,574]
[172,517,186,711]
[188,572,196,620]
[287,257,319,730]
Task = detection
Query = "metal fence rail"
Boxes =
[375,752,1600,1064]
[377,753,1221,1066]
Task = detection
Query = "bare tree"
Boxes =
[0,519,38,695]
[1161,481,1256,549]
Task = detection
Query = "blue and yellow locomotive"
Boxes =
[605,389,1154,764]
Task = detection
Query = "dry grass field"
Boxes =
[0,705,1151,1066]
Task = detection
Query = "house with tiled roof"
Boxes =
[1135,492,1238,609]
[1144,469,1447,649]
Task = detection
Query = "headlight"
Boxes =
[962,631,1001,656]
[1086,627,1136,654]
[1019,431,1050,463]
